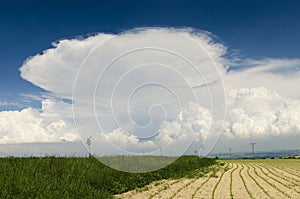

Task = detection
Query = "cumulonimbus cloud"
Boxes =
[16,28,227,155]
[0,27,299,154]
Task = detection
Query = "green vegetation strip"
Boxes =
[283,167,300,178]
[261,163,300,182]
[167,178,196,199]
[250,164,291,198]
[255,164,300,194]
[262,164,300,184]
[147,179,180,199]
[211,163,231,199]
[229,163,238,199]
[258,164,298,185]
[239,163,254,199]
[267,163,300,178]
[258,163,300,184]
[191,176,212,199]
[291,169,300,173]
[168,166,213,199]
[246,164,274,199]
[0,156,215,199]
[280,165,300,174]
[286,168,300,175]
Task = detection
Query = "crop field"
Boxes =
[116,159,300,199]
[0,156,215,198]
[1,157,299,198]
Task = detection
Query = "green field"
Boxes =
[0,156,215,198]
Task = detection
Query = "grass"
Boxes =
[0,155,215,198]
[97,155,177,173]
[210,167,219,178]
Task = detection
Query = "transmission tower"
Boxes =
[228,148,233,159]
[250,143,256,159]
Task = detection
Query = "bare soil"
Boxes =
[115,159,300,199]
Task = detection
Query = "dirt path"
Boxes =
[248,164,287,198]
[115,179,180,199]
[151,178,194,199]
[212,163,233,199]
[192,170,224,199]
[115,159,300,199]
[231,163,251,199]
[259,163,300,184]
[173,175,210,198]
[253,163,300,198]
[241,163,267,198]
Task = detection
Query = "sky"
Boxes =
[1,0,300,160]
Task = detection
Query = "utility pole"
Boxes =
[250,143,256,159]
[228,148,232,159]
[86,136,92,157]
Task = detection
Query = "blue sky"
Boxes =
[1,0,300,99]
[1,1,300,157]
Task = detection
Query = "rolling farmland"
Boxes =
[1,156,299,198]
[116,159,300,199]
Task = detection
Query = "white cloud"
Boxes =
[102,101,212,155]
[163,101,212,144]
[223,87,300,138]
[0,101,22,107]
[104,129,156,149]
[0,99,78,144]
[221,58,300,141]
[226,58,300,99]
[20,28,227,101]
[17,28,227,154]
[20,92,59,102]
[20,35,111,98]
[3,27,298,154]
